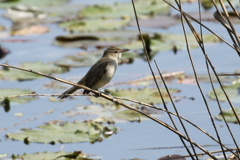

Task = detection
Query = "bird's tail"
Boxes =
[58,87,78,99]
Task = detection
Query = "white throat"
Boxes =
[117,53,122,60]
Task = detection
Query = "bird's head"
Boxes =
[102,46,129,60]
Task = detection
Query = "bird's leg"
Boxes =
[93,89,101,97]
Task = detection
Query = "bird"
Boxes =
[58,46,129,99]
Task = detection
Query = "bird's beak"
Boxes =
[122,49,129,53]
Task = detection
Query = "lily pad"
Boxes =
[215,107,240,123]
[122,33,220,53]
[201,0,239,10]
[0,61,68,81]
[180,74,238,84]
[11,25,49,36]
[6,120,117,144]
[0,0,68,8]
[54,35,99,48]
[113,109,144,122]
[12,151,95,160]
[130,15,179,29]
[4,5,46,22]
[43,80,68,90]
[89,87,180,105]
[79,0,170,19]
[0,88,37,104]
[59,17,131,32]
[208,83,240,103]
[63,105,147,123]
[54,30,139,48]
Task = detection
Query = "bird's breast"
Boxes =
[105,63,117,78]
[93,61,117,89]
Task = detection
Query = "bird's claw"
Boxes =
[95,91,117,105]
[94,92,101,97]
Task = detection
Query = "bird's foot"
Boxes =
[94,91,118,105]
[93,91,101,97]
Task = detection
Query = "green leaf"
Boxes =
[0,88,37,104]
[6,120,117,144]
[122,33,220,53]
[12,151,94,160]
[53,31,139,50]
[0,154,7,159]
[215,107,240,124]
[80,0,170,18]
[63,105,146,123]
[0,61,68,81]
[208,83,240,103]
[89,87,180,105]
[0,0,68,8]
[113,109,144,122]
[54,35,99,48]
[201,0,239,10]
[59,17,131,32]
[190,74,238,83]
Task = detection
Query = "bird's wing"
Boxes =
[81,59,110,88]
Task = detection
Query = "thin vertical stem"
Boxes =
[131,0,195,158]
[176,0,229,159]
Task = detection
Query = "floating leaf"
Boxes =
[130,15,179,29]
[63,105,148,123]
[0,154,7,159]
[122,33,220,53]
[56,35,99,41]
[11,25,49,36]
[201,0,239,10]
[54,33,136,48]
[158,154,186,160]
[89,87,180,105]
[53,30,139,48]
[80,0,170,18]
[59,17,131,32]
[0,62,68,81]
[111,72,184,87]
[208,83,240,103]
[0,88,37,104]
[54,35,99,47]
[43,81,68,90]
[12,151,94,160]
[215,107,240,124]
[178,74,238,85]
[113,109,144,122]
[0,0,69,8]
[4,5,46,22]
[6,120,117,144]
[14,112,24,117]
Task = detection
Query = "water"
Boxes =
[0,1,240,160]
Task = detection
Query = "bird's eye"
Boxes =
[114,51,118,53]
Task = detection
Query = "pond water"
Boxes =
[0,0,240,160]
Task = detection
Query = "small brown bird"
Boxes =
[59,46,129,99]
